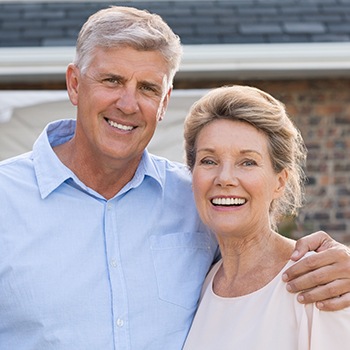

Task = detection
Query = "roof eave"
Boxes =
[1,42,350,83]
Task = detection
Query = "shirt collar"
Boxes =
[132,149,164,188]
[33,119,77,199]
[33,119,164,199]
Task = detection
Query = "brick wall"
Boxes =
[277,79,350,244]
[177,77,350,244]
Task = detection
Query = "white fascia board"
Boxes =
[0,42,350,83]
[179,42,350,80]
[0,47,75,82]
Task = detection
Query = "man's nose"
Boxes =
[114,87,140,114]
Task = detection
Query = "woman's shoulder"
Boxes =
[200,260,222,299]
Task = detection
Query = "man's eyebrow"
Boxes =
[139,80,162,88]
[100,73,123,80]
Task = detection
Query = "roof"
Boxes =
[1,0,350,84]
[1,0,350,48]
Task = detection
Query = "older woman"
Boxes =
[183,85,350,350]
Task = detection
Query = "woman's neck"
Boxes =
[213,231,295,297]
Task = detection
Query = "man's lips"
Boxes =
[105,118,135,131]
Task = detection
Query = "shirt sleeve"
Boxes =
[309,305,350,349]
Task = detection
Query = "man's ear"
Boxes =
[158,87,172,121]
[66,63,80,106]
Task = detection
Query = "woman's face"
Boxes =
[192,119,286,238]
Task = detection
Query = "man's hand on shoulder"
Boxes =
[282,231,350,311]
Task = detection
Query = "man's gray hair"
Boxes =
[74,6,183,85]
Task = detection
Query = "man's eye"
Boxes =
[105,78,119,84]
[141,85,154,91]
[140,85,162,96]
[102,77,121,86]
[200,158,216,165]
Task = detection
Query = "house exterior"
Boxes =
[0,0,350,243]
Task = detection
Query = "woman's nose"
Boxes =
[214,164,238,187]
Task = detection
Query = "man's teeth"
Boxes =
[211,198,246,206]
[107,119,134,131]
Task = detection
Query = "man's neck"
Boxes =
[53,138,141,199]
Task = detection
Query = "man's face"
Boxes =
[67,46,171,167]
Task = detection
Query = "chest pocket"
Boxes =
[150,231,214,310]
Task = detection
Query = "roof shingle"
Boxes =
[0,0,349,47]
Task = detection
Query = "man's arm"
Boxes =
[282,231,350,311]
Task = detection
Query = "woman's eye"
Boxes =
[242,159,257,166]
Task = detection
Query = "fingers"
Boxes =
[285,264,340,294]
[283,249,339,283]
[283,245,350,311]
[292,279,350,304]
[284,245,350,283]
[291,231,334,261]
[316,292,350,311]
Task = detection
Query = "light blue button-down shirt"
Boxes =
[0,119,218,350]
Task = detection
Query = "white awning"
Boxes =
[0,90,69,122]
[0,89,208,162]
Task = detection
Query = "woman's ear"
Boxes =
[273,169,288,199]
[66,63,80,106]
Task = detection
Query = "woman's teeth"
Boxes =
[211,198,246,206]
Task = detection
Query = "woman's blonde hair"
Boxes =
[184,85,307,229]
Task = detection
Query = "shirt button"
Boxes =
[107,203,113,210]
[116,318,124,327]
[110,259,117,268]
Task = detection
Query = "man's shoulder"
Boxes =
[0,152,35,199]
[0,152,33,172]
[149,153,188,171]
[148,153,191,180]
